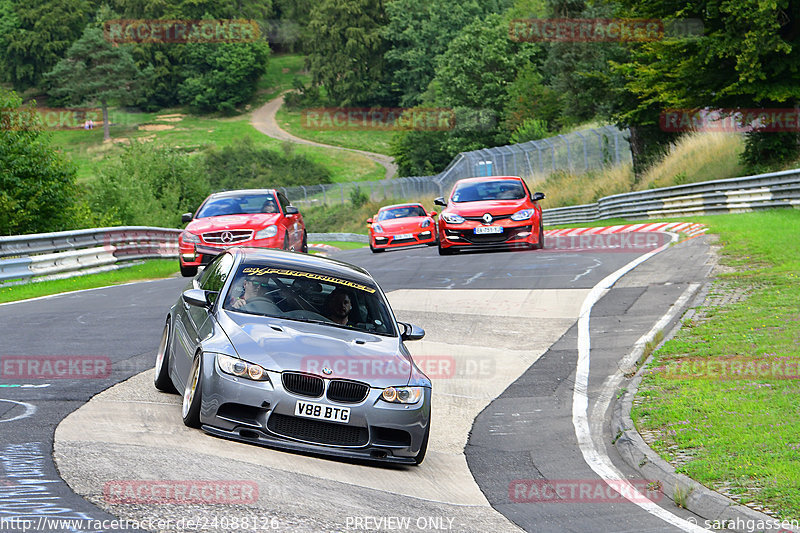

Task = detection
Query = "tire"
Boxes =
[301,231,308,253]
[533,219,545,250]
[182,354,203,428]
[437,244,454,256]
[414,425,430,465]
[154,319,177,393]
[370,244,384,253]
[180,263,198,277]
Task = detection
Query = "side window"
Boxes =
[520,179,532,198]
[277,193,291,213]
[200,253,235,298]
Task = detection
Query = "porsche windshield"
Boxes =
[376,205,427,221]
[223,264,396,336]
[195,193,279,218]
[451,180,526,202]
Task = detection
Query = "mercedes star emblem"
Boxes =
[220,231,234,243]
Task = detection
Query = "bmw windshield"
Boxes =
[222,264,397,336]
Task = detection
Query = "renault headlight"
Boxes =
[441,213,465,224]
[511,209,534,221]
[380,386,423,404]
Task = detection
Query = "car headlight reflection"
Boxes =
[441,213,465,224]
[255,225,278,239]
[181,231,201,244]
[511,209,534,221]
[217,354,270,382]
[381,386,423,404]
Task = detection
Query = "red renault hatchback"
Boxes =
[178,189,307,276]
[367,203,438,253]
[434,176,545,255]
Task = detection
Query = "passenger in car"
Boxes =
[323,287,353,325]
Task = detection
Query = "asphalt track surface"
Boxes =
[0,234,714,532]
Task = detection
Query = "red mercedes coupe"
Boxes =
[434,176,545,255]
[367,203,438,253]
[178,189,307,276]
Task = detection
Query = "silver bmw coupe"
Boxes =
[154,247,431,464]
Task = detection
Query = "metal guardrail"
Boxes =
[0,227,181,284]
[543,169,800,226]
[279,126,631,207]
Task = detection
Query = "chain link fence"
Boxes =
[279,126,631,207]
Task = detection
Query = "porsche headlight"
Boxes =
[217,354,270,382]
[380,386,423,404]
[181,231,201,244]
[255,225,278,239]
[511,209,534,221]
[421,218,432,228]
[441,213,465,224]
[373,224,384,233]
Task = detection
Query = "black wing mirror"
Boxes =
[532,192,545,201]
[285,205,299,215]
[433,197,447,207]
[181,213,193,223]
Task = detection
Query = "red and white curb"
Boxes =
[546,222,707,238]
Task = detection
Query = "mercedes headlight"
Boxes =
[511,209,534,221]
[380,386,423,404]
[255,225,278,239]
[181,231,200,244]
[441,213,465,224]
[217,354,270,381]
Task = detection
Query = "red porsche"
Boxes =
[178,189,307,276]
[434,176,545,255]
[367,203,438,253]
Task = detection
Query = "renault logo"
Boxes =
[482,213,493,224]
[322,367,333,375]
[220,231,234,243]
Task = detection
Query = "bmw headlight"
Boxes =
[380,386,423,404]
[421,218,432,228]
[511,209,534,221]
[373,224,384,233]
[255,225,278,239]
[441,213,465,224]
[217,354,270,382]
[181,231,200,244]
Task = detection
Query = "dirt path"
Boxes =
[251,93,398,179]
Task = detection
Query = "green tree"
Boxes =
[612,0,800,171]
[0,0,94,89]
[0,89,80,235]
[45,26,149,141]
[382,0,511,106]
[177,40,271,113]
[305,0,391,106]
[89,142,209,228]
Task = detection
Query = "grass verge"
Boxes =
[309,241,367,250]
[0,260,178,304]
[631,209,800,520]
[275,106,395,156]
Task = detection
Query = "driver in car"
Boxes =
[229,276,271,310]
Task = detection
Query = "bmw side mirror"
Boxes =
[285,206,299,215]
[532,192,545,201]
[182,289,216,308]
[181,213,193,223]
[399,322,425,341]
[433,197,446,207]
